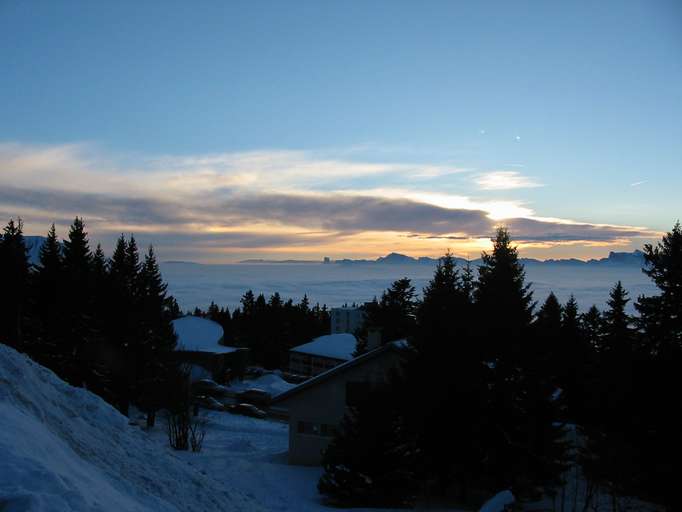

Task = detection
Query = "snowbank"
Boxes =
[479,490,515,512]
[172,316,235,354]
[0,344,261,512]
[290,333,356,360]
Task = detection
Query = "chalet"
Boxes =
[288,333,356,377]
[272,340,406,465]
[171,316,248,383]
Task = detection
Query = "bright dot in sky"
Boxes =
[515,135,521,141]
[480,129,486,135]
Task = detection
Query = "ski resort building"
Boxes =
[272,340,406,465]
[330,306,365,334]
[288,333,357,377]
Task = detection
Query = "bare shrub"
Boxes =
[189,416,206,452]
[165,363,209,452]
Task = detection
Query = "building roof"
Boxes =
[289,333,357,361]
[272,340,407,404]
[171,315,237,354]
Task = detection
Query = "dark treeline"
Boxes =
[320,224,682,511]
[0,218,180,421]
[189,292,330,369]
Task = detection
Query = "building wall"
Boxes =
[288,351,346,377]
[330,307,365,334]
[279,350,402,465]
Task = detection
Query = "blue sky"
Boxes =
[1,1,680,261]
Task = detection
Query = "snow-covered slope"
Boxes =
[0,344,261,512]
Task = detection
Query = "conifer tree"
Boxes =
[356,278,417,354]
[636,221,682,354]
[581,305,603,350]
[559,295,594,422]
[137,245,177,426]
[0,218,30,348]
[601,281,633,355]
[60,218,94,383]
[91,244,107,283]
[319,383,417,507]
[401,252,487,500]
[475,227,535,361]
[474,228,567,498]
[33,224,65,362]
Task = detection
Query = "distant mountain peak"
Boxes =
[376,252,416,264]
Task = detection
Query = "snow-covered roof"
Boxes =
[273,340,407,403]
[171,316,236,354]
[289,333,357,360]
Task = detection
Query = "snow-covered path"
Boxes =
[145,410,411,512]
[147,411,335,512]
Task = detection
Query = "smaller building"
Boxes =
[171,316,248,383]
[288,333,356,377]
[272,340,406,465]
[330,306,365,334]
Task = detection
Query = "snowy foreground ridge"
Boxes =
[0,344,261,512]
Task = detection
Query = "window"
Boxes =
[297,421,337,437]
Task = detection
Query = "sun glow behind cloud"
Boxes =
[0,142,658,262]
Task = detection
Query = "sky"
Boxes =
[1,0,680,262]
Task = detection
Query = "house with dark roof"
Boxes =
[272,340,406,465]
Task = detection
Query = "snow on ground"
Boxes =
[144,409,415,512]
[0,344,260,512]
[227,373,296,396]
[172,315,236,354]
[290,333,356,360]
[479,490,514,512]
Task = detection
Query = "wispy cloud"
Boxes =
[630,180,648,187]
[475,171,543,190]
[0,142,656,260]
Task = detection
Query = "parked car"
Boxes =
[193,395,225,411]
[227,403,267,419]
[244,366,266,378]
[235,388,271,406]
[192,379,228,398]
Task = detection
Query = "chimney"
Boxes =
[367,329,382,351]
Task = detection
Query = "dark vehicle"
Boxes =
[244,366,266,378]
[193,395,225,411]
[227,403,267,419]
[192,379,228,398]
[235,388,271,406]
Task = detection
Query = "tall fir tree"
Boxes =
[402,252,486,500]
[636,221,682,354]
[601,281,633,355]
[356,277,417,354]
[475,227,535,362]
[474,228,567,498]
[32,224,65,363]
[319,383,417,507]
[136,245,178,426]
[60,218,94,384]
[0,218,30,348]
